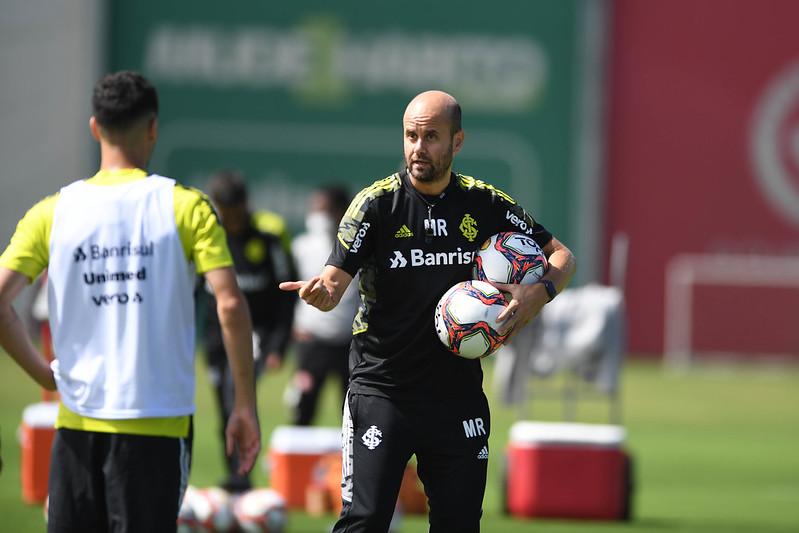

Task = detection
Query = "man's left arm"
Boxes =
[494,237,576,334]
[0,267,56,390]
[487,190,575,334]
[205,266,261,474]
[180,186,260,472]
[493,237,577,331]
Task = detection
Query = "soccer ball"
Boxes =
[177,485,200,532]
[232,488,288,533]
[473,232,548,285]
[192,487,236,532]
[434,280,509,359]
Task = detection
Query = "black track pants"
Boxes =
[333,390,490,533]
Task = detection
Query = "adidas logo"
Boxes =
[394,224,413,238]
[477,446,489,460]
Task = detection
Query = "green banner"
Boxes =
[108,1,585,240]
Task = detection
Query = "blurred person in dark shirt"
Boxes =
[204,171,297,492]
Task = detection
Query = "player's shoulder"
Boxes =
[249,224,282,246]
[170,181,220,230]
[171,181,218,214]
[361,172,402,193]
[347,173,403,213]
[455,174,517,204]
[171,181,212,206]
[252,209,287,237]
[30,191,61,213]
[20,191,62,228]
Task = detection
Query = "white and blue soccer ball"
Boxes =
[473,232,548,285]
[434,280,509,359]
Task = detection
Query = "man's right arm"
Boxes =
[280,188,372,310]
[279,264,353,311]
[204,266,261,474]
[0,267,55,390]
[0,195,57,390]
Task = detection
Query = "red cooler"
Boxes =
[19,401,59,504]
[506,421,632,520]
[267,426,341,509]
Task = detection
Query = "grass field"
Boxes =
[0,350,797,532]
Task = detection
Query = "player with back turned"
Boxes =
[281,90,576,532]
[0,71,260,532]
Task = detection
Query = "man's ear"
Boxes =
[148,117,158,141]
[452,130,465,155]
[89,116,101,142]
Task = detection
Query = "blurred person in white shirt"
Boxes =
[287,185,359,425]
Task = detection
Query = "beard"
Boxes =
[406,144,454,183]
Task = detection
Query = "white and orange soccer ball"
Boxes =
[232,488,288,533]
[190,486,236,533]
[177,485,201,532]
[434,280,509,359]
[473,232,548,285]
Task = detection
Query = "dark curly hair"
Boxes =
[92,71,158,131]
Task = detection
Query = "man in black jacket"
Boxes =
[205,171,297,492]
[282,91,576,532]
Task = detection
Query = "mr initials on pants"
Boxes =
[463,418,486,438]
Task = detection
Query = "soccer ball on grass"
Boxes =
[232,488,287,533]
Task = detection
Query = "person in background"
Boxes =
[253,208,292,254]
[0,71,260,532]
[204,171,297,493]
[287,185,359,425]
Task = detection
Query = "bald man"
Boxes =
[281,91,575,532]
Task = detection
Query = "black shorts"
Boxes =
[334,389,490,533]
[47,426,192,533]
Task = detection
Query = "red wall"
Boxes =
[606,0,799,355]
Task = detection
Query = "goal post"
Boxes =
[664,254,799,369]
